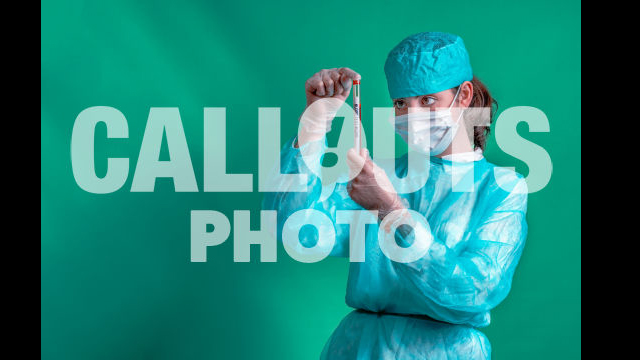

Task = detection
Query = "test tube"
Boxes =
[353,79,361,150]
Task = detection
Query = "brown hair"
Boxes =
[453,76,497,151]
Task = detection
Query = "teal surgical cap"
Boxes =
[384,32,473,99]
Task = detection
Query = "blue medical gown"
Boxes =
[262,136,528,328]
[320,310,491,359]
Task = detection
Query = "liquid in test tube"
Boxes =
[353,79,361,150]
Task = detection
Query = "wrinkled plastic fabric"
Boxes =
[262,136,528,330]
[320,310,491,360]
[384,32,473,99]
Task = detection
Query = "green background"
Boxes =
[41,0,581,359]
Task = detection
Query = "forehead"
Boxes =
[393,89,453,101]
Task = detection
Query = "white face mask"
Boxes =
[392,87,463,155]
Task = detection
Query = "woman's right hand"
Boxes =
[297,68,361,147]
[305,67,361,107]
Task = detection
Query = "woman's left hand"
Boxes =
[347,148,405,220]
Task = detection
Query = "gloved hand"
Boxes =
[346,148,406,221]
[297,68,361,147]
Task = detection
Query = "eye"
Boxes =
[421,96,436,106]
[393,99,406,109]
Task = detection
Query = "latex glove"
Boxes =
[297,68,361,147]
[347,148,406,221]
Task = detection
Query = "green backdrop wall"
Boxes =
[41,0,581,358]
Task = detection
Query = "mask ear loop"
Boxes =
[449,85,463,110]
[448,84,465,124]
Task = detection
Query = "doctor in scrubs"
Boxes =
[263,31,528,359]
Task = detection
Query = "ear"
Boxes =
[458,80,474,108]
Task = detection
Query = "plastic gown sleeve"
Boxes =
[320,310,491,359]
[381,177,528,325]
[262,136,361,258]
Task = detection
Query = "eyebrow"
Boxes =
[392,95,438,103]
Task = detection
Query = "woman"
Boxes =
[263,32,527,359]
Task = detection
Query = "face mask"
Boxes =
[393,87,463,155]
